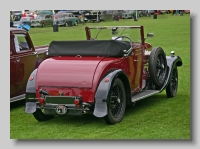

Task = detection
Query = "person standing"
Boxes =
[33,12,37,19]
[10,11,14,27]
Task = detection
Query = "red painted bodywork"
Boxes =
[35,26,153,104]
[10,27,48,101]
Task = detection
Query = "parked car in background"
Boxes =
[58,10,91,18]
[13,17,34,28]
[122,10,135,19]
[84,11,103,22]
[38,10,54,15]
[184,10,190,13]
[113,10,125,19]
[22,13,34,19]
[31,14,53,27]
[121,10,144,19]
[10,27,49,102]
[11,10,23,21]
[53,12,79,26]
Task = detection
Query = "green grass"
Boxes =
[10,14,190,140]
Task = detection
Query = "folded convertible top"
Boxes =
[48,40,131,57]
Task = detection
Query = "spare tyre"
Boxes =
[149,47,167,89]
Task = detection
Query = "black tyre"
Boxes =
[33,109,54,122]
[166,66,178,98]
[149,47,167,89]
[104,78,126,125]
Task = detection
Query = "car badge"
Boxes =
[55,105,67,115]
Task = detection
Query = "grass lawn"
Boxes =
[10,13,190,139]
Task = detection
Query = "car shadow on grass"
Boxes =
[124,94,170,117]
[10,99,25,110]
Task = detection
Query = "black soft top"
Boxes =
[48,40,131,57]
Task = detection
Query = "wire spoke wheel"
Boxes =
[156,54,167,82]
[110,85,123,118]
[166,66,178,98]
[104,78,126,125]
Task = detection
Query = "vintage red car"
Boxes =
[10,27,49,102]
[25,26,182,124]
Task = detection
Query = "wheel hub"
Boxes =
[117,98,120,103]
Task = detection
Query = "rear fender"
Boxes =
[160,56,182,91]
[93,69,130,117]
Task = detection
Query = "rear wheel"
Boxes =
[149,47,167,89]
[33,109,54,122]
[104,78,126,125]
[166,66,178,98]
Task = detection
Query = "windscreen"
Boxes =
[89,27,141,43]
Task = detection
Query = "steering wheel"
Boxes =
[114,36,133,48]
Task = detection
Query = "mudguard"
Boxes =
[93,69,125,117]
[160,55,182,91]
[25,102,37,114]
[25,69,37,114]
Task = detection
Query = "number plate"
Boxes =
[55,105,67,115]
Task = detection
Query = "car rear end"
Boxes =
[25,56,106,116]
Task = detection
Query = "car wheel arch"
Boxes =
[26,68,38,93]
[159,55,182,92]
[93,69,131,117]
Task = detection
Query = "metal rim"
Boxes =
[109,84,123,118]
[156,53,167,82]
[171,68,178,94]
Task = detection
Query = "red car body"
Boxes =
[25,26,182,124]
[10,27,49,102]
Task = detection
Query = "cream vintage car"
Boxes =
[31,14,53,28]
[53,12,79,26]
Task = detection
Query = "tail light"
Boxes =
[38,97,45,106]
[74,96,82,107]
[74,99,80,105]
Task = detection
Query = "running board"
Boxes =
[10,94,25,103]
[131,90,160,102]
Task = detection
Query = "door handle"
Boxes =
[16,58,20,62]
[32,52,37,55]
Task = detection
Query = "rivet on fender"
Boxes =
[104,78,109,82]
[29,76,34,81]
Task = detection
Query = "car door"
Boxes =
[132,46,143,91]
[12,33,38,96]
[45,15,53,26]
[125,47,142,93]
[67,13,75,24]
